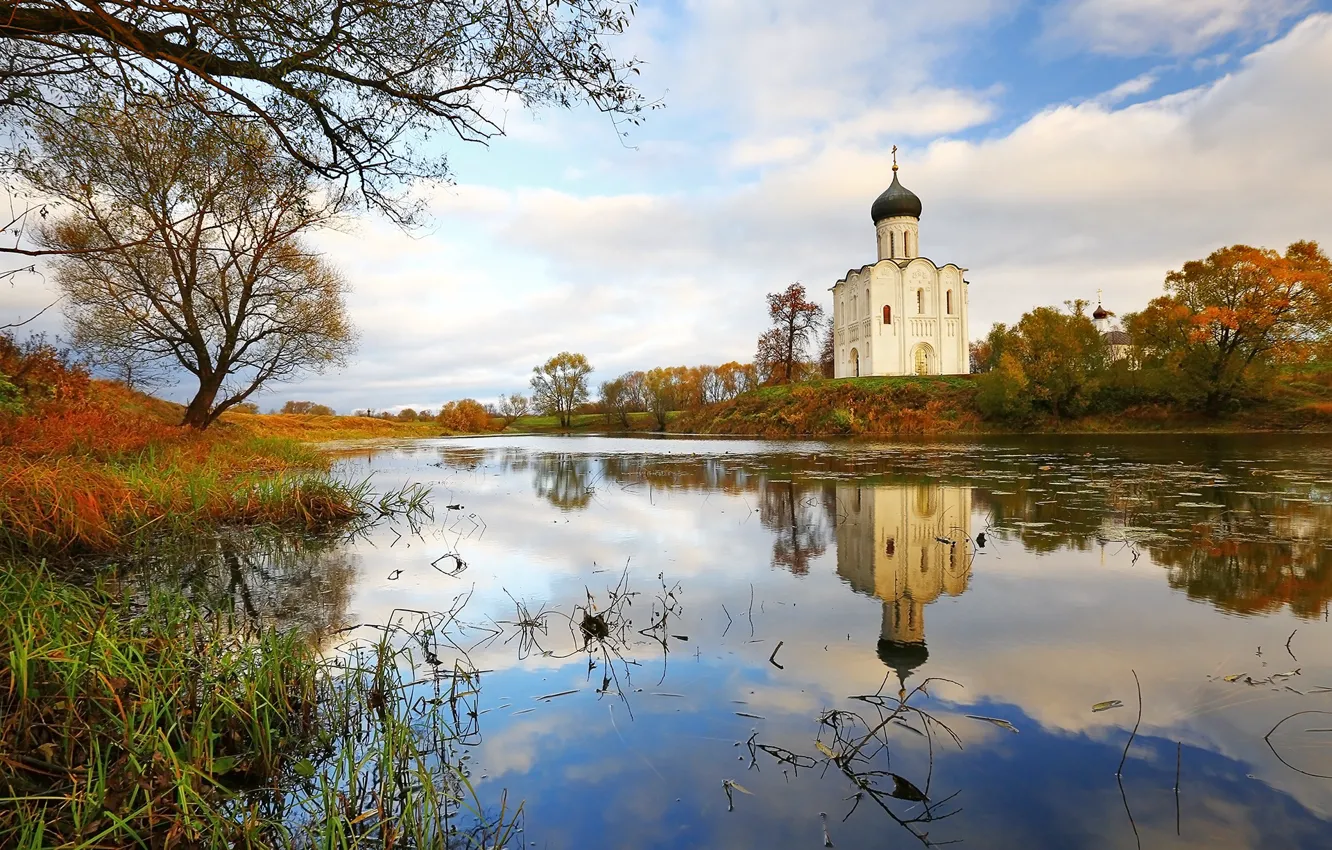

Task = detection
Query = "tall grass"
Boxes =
[0,566,515,849]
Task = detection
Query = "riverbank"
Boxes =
[0,379,427,555]
[670,375,1332,438]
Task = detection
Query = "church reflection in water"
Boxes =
[834,483,972,692]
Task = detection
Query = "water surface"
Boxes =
[193,435,1332,848]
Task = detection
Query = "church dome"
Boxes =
[1092,304,1110,320]
[871,171,922,222]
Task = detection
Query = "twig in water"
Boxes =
[1174,741,1181,836]
[1287,629,1299,662]
[769,640,785,670]
[1116,670,1142,778]
[748,583,755,638]
[721,603,733,638]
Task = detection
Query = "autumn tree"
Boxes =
[497,393,530,428]
[818,324,835,378]
[599,373,643,428]
[641,367,681,430]
[31,104,355,429]
[1126,242,1332,412]
[530,352,592,428]
[282,401,336,416]
[437,399,493,432]
[975,302,1105,420]
[0,0,644,237]
[756,283,824,384]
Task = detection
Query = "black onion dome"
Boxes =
[1093,305,1110,320]
[876,638,929,679]
[870,171,922,222]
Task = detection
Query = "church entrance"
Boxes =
[912,343,934,376]
[849,347,861,377]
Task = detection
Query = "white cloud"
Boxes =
[1042,0,1310,56]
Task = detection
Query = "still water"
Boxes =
[200,435,1332,847]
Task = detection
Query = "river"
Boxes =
[162,434,1332,848]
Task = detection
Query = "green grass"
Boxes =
[0,564,514,848]
[506,411,658,433]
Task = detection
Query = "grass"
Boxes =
[0,381,442,556]
[0,565,511,849]
[222,411,447,441]
[673,376,982,438]
[506,411,658,434]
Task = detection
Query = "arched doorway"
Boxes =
[912,343,934,376]
[849,347,861,377]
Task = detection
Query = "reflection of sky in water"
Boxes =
[309,435,1332,847]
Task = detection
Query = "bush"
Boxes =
[279,400,335,416]
[976,353,1033,423]
[436,399,494,433]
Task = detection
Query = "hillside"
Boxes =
[671,373,1332,438]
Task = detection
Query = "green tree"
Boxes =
[30,103,356,429]
[1011,302,1106,417]
[530,352,592,428]
[975,352,1032,422]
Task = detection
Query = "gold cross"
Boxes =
[892,145,898,171]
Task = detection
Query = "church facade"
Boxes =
[832,161,970,377]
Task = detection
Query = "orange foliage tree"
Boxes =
[756,283,824,384]
[1127,242,1332,411]
[435,399,494,432]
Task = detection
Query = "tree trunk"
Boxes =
[181,374,224,429]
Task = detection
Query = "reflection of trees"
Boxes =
[125,531,357,639]
[760,481,835,575]
[532,453,595,511]
[975,480,1332,619]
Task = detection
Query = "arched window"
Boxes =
[904,232,910,257]
[882,305,892,324]
[946,290,953,314]
[864,289,869,317]
[916,289,924,314]
[851,294,857,318]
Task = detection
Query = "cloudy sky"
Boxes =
[6,0,1332,414]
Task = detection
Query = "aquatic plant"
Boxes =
[0,565,515,848]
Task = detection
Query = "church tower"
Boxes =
[872,150,922,261]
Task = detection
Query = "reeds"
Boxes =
[0,566,511,848]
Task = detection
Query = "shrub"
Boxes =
[436,399,494,433]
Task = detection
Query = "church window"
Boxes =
[946,290,953,314]
[916,288,924,314]
[889,232,895,258]
[864,289,869,317]
[883,305,892,324]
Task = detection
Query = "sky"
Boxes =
[5,0,1332,414]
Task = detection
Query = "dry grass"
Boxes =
[222,410,446,441]
[0,380,378,555]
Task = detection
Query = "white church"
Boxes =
[832,155,971,377]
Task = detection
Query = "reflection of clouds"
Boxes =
[330,436,1332,839]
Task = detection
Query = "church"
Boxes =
[832,153,971,377]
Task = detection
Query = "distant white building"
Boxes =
[1092,292,1131,363]
[831,152,970,377]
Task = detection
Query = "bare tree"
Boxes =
[0,0,645,235]
[29,103,356,429]
[497,392,529,428]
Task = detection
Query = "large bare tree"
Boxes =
[0,0,644,237]
[27,102,356,429]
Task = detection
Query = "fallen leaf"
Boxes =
[1092,700,1124,712]
[888,773,928,802]
[966,714,1019,733]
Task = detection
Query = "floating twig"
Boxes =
[769,640,785,670]
[1116,670,1142,778]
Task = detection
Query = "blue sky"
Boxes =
[7,0,1332,413]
